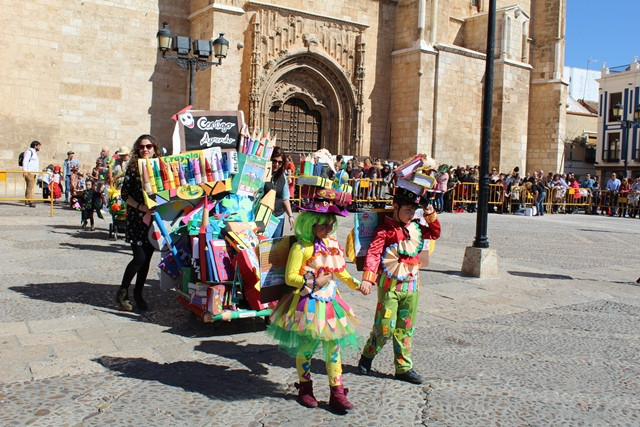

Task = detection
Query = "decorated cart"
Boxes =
[144,109,294,322]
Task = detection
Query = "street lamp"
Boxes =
[611,102,640,178]
[156,22,229,106]
[460,0,498,278]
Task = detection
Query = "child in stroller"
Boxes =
[69,168,86,210]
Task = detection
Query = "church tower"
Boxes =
[526,0,568,173]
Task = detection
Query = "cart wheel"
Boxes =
[264,316,271,326]
[108,223,113,238]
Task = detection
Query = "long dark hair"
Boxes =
[126,134,158,174]
[270,146,286,181]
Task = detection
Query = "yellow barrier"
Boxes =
[0,170,54,216]
[290,176,392,210]
[502,184,554,214]
[591,189,615,215]
[348,178,391,207]
[548,187,592,213]
[598,189,640,217]
[452,182,508,212]
[624,191,640,217]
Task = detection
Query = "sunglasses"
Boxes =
[138,144,154,150]
[272,160,283,165]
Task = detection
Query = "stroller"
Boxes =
[107,186,127,239]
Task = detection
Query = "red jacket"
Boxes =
[362,215,441,283]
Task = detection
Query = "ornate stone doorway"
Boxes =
[245,6,366,155]
[268,98,321,153]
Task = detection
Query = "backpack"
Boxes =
[18,151,25,167]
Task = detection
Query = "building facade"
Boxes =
[562,65,599,179]
[1,0,566,176]
[596,59,640,180]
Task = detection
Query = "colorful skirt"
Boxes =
[266,288,360,360]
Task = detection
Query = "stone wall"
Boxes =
[0,0,565,178]
[492,60,532,172]
[431,47,486,167]
[527,0,567,173]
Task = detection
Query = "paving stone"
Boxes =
[16,330,81,347]
[0,203,638,425]
[27,315,105,334]
[0,321,29,337]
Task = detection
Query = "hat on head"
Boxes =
[393,187,427,206]
[438,164,449,173]
[357,162,364,168]
[298,184,351,217]
[299,199,350,217]
[374,161,383,169]
[67,150,74,155]
[117,145,130,156]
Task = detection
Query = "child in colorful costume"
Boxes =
[267,192,367,411]
[357,187,441,384]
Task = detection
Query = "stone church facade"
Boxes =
[1,0,566,175]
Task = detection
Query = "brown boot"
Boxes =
[116,288,132,311]
[294,381,318,408]
[329,384,354,411]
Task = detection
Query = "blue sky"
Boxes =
[565,0,639,69]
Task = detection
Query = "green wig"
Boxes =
[293,211,337,244]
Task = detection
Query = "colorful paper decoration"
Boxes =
[255,189,275,229]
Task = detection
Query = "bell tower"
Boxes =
[527,0,568,173]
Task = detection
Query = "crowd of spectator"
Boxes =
[437,165,640,218]
[288,155,640,219]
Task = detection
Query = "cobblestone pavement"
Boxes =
[0,202,639,426]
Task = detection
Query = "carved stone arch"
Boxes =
[257,51,359,155]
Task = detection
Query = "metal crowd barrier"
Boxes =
[452,182,507,212]
[0,170,54,216]
[348,178,391,207]
[547,187,591,213]
[289,176,392,211]
[591,189,640,217]
[288,175,640,218]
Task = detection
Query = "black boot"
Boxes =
[395,369,425,384]
[134,288,148,311]
[358,355,373,375]
[116,288,132,311]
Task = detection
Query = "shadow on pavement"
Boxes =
[94,355,285,400]
[10,282,126,311]
[9,281,269,338]
[196,337,395,383]
[508,271,573,280]
[58,241,130,254]
[196,340,289,375]
[194,339,382,390]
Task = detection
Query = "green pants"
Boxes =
[362,285,419,374]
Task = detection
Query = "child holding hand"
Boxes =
[358,189,441,384]
[267,194,367,411]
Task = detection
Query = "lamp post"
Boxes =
[156,22,229,106]
[473,0,496,249]
[612,102,640,178]
[460,0,498,278]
